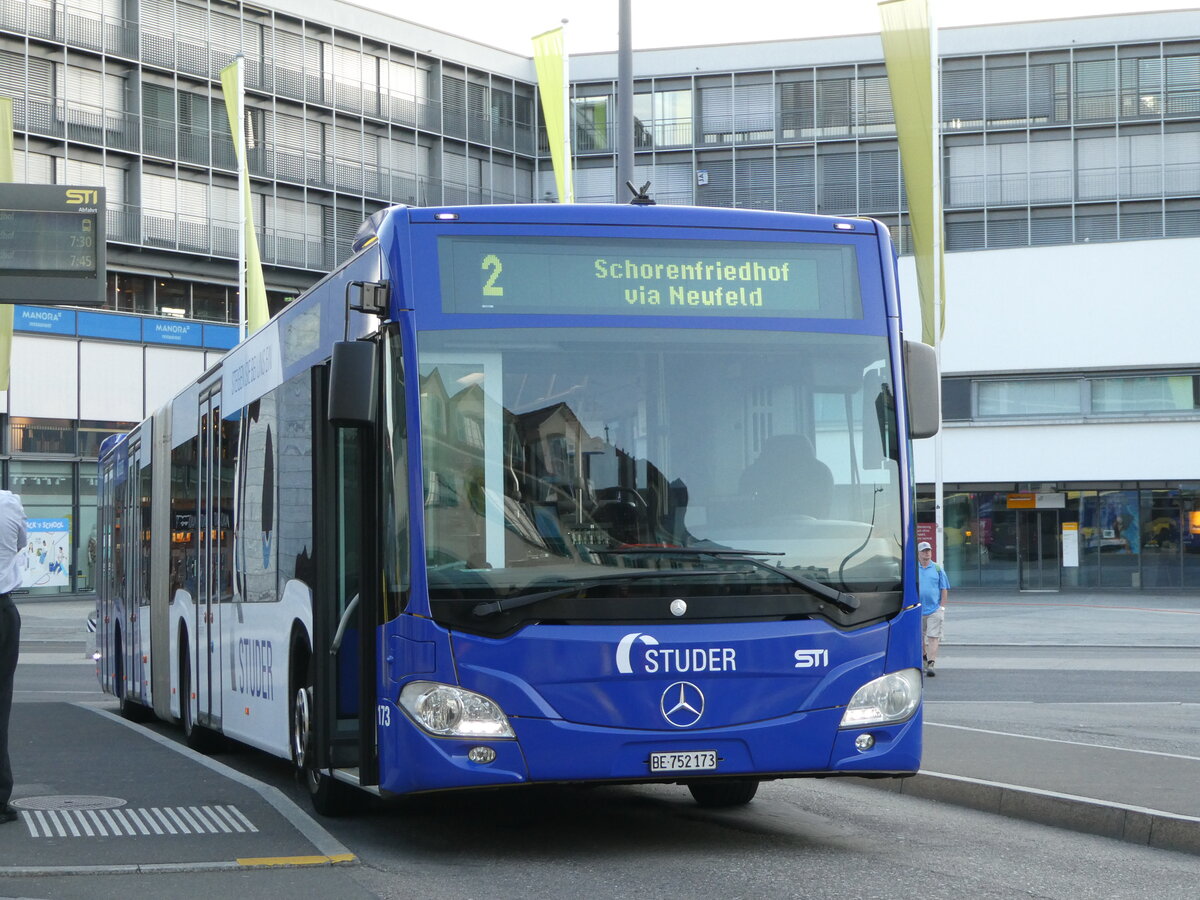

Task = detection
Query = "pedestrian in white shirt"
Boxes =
[0,490,29,824]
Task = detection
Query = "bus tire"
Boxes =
[687,778,759,809]
[291,649,355,817]
[179,636,222,753]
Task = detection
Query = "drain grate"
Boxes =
[12,795,126,811]
[17,804,258,838]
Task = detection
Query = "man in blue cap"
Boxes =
[917,540,949,677]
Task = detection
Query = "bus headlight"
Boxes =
[839,669,921,728]
[399,681,515,739]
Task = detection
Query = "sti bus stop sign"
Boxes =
[0,184,106,306]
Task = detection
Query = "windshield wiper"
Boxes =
[592,547,859,613]
[471,569,723,618]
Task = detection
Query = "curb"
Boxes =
[851,771,1200,856]
[0,704,358,878]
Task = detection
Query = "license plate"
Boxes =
[649,750,718,773]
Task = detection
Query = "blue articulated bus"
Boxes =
[96,202,940,814]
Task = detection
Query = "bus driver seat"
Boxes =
[739,434,833,519]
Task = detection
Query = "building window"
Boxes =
[654,89,693,148]
[954,372,1200,420]
[79,421,136,460]
[1165,53,1200,116]
[1075,58,1117,122]
[977,380,1082,417]
[193,284,231,323]
[9,460,75,596]
[1091,376,1198,414]
[113,274,153,315]
[11,418,76,455]
[156,278,189,318]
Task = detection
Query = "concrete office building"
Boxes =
[0,1,1196,595]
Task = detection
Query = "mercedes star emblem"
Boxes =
[660,681,705,728]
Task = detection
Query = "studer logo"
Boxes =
[615,632,737,675]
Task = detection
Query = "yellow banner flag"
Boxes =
[220,58,270,336]
[532,27,573,203]
[0,97,15,391]
[0,97,12,181]
[879,0,945,346]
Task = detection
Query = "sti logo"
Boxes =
[65,189,100,206]
[794,649,829,668]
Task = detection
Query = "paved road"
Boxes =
[10,591,1200,861]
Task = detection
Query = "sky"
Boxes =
[362,1,1199,55]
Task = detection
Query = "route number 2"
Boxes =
[482,254,504,296]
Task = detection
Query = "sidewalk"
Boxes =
[857,590,1200,854]
[16,592,1200,854]
[15,596,97,661]
[946,590,1200,648]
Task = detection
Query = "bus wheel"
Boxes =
[687,779,759,809]
[291,656,354,817]
[179,639,221,753]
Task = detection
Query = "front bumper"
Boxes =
[378,701,922,795]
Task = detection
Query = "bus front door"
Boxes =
[312,409,379,788]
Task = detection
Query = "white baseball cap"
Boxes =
[917,541,932,551]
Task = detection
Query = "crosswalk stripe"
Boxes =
[176,806,202,833]
[112,808,137,836]
[77,811,96,837]
[203,805,233,833]
[99,809,121,836]
[225,804,258,833]
[18,805,259,839]
[213,805,242,831]
[86,809,108,836]
[142,808,164,835]
[152,807,178,834]
[125,808,151,835]
[189,806,218,833]
[163,807,189,833]
[62,809,81,837]
[47,810,67,838]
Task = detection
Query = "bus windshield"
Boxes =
[415,326,902,632]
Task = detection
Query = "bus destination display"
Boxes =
[0,184,107,306]
[438,234,862,319]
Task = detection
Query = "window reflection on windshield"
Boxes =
[417,328,901,601]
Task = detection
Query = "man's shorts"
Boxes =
[922,607,945,640]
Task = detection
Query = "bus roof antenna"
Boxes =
[626,181,656,205]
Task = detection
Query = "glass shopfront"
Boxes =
[919,483,1200,591]
[9,460,77,597]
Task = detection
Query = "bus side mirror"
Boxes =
[328,340,377,428]
[904,340,941,440]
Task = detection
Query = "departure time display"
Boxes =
[0,209,98,275]
[0,184,106,306]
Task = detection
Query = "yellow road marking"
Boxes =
[237,854,356,867]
